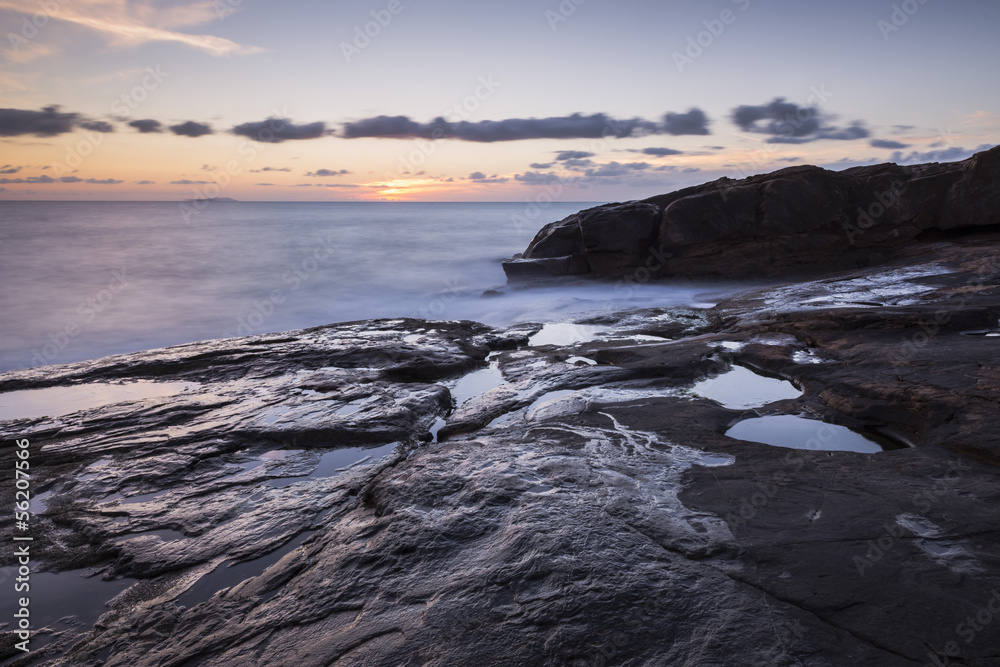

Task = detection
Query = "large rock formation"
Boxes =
[3,238,1000,666]
[503,145,1000,280]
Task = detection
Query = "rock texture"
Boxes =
[2,238,1000,666]
[503,145,1000,280]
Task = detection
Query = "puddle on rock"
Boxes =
[528,323,607,347]
[726,415,895,453]
[0,381,199,421]
[266,442,398,488]
[451,365,505,405]
[0,569,135,638]
[692,365,801,409]
[175,530,316,609]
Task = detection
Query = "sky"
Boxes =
[0,0,997,201]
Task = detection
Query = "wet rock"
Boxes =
[504,145,1000,280]
[2,242,1000,665]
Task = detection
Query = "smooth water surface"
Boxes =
[0,201,757,372]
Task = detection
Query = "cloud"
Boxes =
[169,121,213,137]
[342,113,662,142]
[294,183,359,188]
[529,162,553,169]
[0,165,20,174]
[581,161,650,179]
[0,106,77,136]
[632,147,683,157]
[129,119,162,133]
[870,139,910,149]
[562,158,595,170]
[731,97,869,143]
[890,143,996,165]
[514,171,562,184]
[0,174,119,184]
[135,180,155,184]
[0,175,56,184]
[170,179,211,185]
[0,0,262,57]
[469,172,508,183]
[661,108,710,135]
[79,120,114,133]
[305,169,350,177]
[555,151,594,161]
[251,166,291,173]
[777,157,801,163]
[231,118,327,143]
[256,183,276,186]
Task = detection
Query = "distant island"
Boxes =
[184,197,238,203]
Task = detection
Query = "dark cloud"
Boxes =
[251,166,291,173]
[661,108,709,135]
[342,113,661,142]
[562,158,595,170]
[890,144,996,165]
[0,174,117,184]
[340,108,714,142]
[231,118,326,143]
[777,157,801,163]
[135,180,155,184]
[514,171,562,184]
[582,161,650,179]
[870,139,910,150]
[636,147,683,157]
[256,183,276,186]
[79,120,114,133]
[731,97,869,144]
[529,162,553,169]
[0,106,78,137]
[169,121,213,138]
[129,119,162,133]
[555,151,594,161]
[469,172,508,183]
[306,169,350,177]
[170,179,211,184]
[0,175,56,184]
[0,165,20,174]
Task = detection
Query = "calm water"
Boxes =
[0,201,750,372]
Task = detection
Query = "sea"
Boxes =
[0,201,757,373]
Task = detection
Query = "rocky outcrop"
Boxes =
[3,238,1000,666]
[503,145,1000,280]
